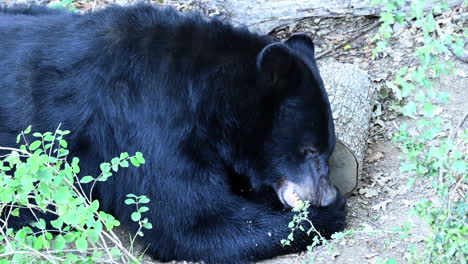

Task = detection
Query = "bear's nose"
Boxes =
[319,184,338,207]
[277,181,338,208]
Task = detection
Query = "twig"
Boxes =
[316,20,382,60]
[27,206,57,264]
[0,147,32,156]
[448,42,468,63]
[99,233,116,263]
[459,113,468,128]
[48,123,61,158]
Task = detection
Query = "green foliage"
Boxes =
[125,194,153,254]
[0,126,150,263]
[50,0,76,11]
[372,1,467,263]
[280,201,327,249]
[281,201,351,263]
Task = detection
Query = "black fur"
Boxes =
[0,4,346,263]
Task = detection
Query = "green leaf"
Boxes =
[143,222,153,229]
[131,212,141,222]
[120,160,129,168]
[75,235,88,251]
[125,199,135,205]
[422,103,441,117]
[35,218,46,230]
[386,258,398,264]
[58,149,69,157]
[380,12,395,24]
[54,187,72,202]
[59,139,68,148]
[43,134,55,142]
[139,196,150,204]
[11,208,20,217]
[424,13,437,32]
[88,229,100,243]
[90,200,100,212]
[33,236,44,250]
[130,157,140,167]
[29,140,42,151]
[105,219,120,231]
[24,125,32,134]
[402,101,417,117]
[110,248,122,257]
[136,153,145,164]
[50,219,64,229]
[100,162,111,172]
[54,235,66,251]
[80,176,94,184]
[139,206,149,213]
[452,160,467,174]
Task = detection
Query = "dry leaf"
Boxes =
[365,253,379,259]
[366,152,384,162]
[376,175,391,186]
[374,119,386,128]
[359,187,380,198]
[396,185,409,195]
[455,69,468,78]
[370,71,388,82]
[330,251,341,259]
[372,199,392,211]
[401,199,416,207]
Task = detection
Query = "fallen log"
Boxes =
[318,59,374,195]
[165,0,464,34]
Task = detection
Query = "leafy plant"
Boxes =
[372,0,467,263]
[285,1,466,263]
[125,194,152,254]
[0,126,150,263]
[280,201,327,250]
[50,0,77,11]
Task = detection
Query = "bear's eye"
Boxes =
[300,146,316,157]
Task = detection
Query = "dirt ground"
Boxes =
[3,1,466,263]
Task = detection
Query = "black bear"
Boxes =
[0,4,346,264]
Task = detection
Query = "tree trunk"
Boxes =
[166,0,464,34]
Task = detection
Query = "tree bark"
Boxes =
[166,0,464,34]
[317,60,374,194]
[318,59,374,163]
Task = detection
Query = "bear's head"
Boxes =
[251,33,338,208]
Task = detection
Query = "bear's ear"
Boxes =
[285,33,315,61]
[256,42,300,92]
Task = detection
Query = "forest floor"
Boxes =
[3,0,466,263]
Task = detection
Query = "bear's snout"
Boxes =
[278,180,338,208]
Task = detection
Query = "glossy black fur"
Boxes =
[0,4,346,263]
